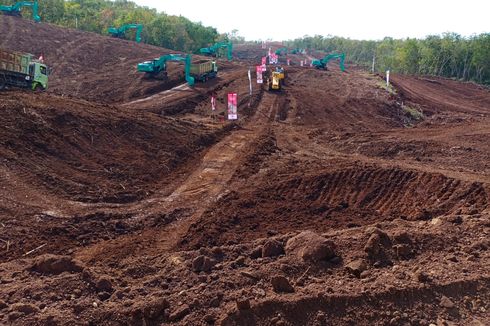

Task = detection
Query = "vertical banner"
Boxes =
[228,93,238,120]
[287,59,290,66]
[261,57,267,65]
[248,69,252,95]
[300,60,304,67]
[386,70,390,88]
[268,47,272,57]
[256,66,263,84]
[211,94,216,111]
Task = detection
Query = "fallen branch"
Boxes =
[296,266,311,283]
[23,243,47,256]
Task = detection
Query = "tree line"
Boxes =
[285,33,490,85]
[1,0,223,52]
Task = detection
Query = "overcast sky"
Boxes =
[133,0,489,41]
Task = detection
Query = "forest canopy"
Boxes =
[286,33,490,84]
[0,0,222,52]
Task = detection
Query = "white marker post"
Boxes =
[386,70,390,88]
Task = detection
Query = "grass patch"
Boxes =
[403,105,424,121]
[376,80,397,95]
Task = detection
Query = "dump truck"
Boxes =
[138,54,217,86]
[0,48,48,90]
[189,60,217,82]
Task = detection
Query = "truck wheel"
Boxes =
[33,83,44,92]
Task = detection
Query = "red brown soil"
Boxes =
[0,19,489,326]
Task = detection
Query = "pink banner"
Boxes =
[287,59,290,66]
[211,95,216,111]
[256,66,263,84]
[261,57,266,65]
[227,93,238,120]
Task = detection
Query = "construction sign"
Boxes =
[227,93,238,120]
[211,94,216,111]
[256,66,263,84]
[270,54,278,64]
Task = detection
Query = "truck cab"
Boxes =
[28,62,49,90]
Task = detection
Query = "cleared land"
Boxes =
[0,15,489,326]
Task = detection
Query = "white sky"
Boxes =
[133,0,489,41]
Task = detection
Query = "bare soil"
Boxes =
[0,15,489,326]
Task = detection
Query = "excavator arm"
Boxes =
[137,54,196,86]
[199,42,232,61]
[0,1,40,22]
[312,53,345,71]
[108,24,143,43]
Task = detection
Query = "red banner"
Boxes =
[256,66,263,84]
[227,93,238,120]
[261,57,266,65]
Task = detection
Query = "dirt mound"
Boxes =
[391,75,490,115]
[0,91,219,204]
[182,165,488,249]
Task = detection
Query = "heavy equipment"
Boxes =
[137,54,217,86]
[199,42,232,61]
[312,53,346,71]
[266,66,285,91]
[0,1,40,22]
[108,24,143,43]
[0,48,48,90]
[275,48,288,55]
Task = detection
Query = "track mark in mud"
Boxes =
[122,83,191,106]
[74,92,280,263]
[182,166,488,249]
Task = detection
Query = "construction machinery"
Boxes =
[199,42,232,61]
[0,1,40,22]
[266,66,285,91]
[275,48,288,56]
[0,48,48,90]
[108,24,143,43]
[137,54,217,86]
[312,53,346,71]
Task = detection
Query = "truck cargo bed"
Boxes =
[0,49,32,75]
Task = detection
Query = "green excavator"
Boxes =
[0,1,40,22]
[137,54,218,86]
[312,53,346,71]
[275,47,288,55]
[199,42,232,61]
[108,24,143,43]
